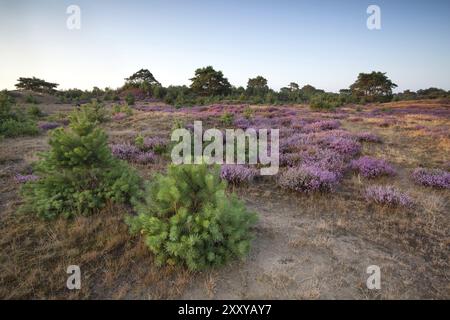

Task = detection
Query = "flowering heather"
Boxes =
[280,152,303,167]
[14,174,39,183]
[38,122,60,131]
[112,112,127,121]
[134,151,156,164]
[317,136,361,158]
[411,168,450,189]
[303,120,341,132]
[233,117,252,129]
[278,165,338,193]
[356,132,382,143]
[143,136,168,152]
[351,156,396,178]
[110,143,140,160]
[220,165,257,185]
[365,185,413,207]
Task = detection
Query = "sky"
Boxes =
[1,0,449,92]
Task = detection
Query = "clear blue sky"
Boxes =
[1,0,449,92]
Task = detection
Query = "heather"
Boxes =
[278,165,338,193]
[220,165,257,185]
[412,168,450,189]
[351,156,396,178]
[365,185,413,207]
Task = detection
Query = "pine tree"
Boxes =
[126,163,258,271]
[21,106,141,219]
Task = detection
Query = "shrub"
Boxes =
[112,112,127,121]
[220,165,257,185]
[304,120,340,132]
[27,105,43,118]
[412,168,450,189]
[243,106,253,119]
[278,165,338,193]
[143,136,168,153]
[126,163,258,270]
[110,143,140,161]
[220,112,234,126]
[365,185,413,207]
[125,93,135,105]
[351,156,396,178]
[356,132,382,143]
[38,122,60,131]
[0,118,39,137]
[21,109,141,219]
[79,101,108,123]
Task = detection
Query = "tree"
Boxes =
[246,76,269,96]
[125,69,160,86]
[190,66,232,96]
[350,71,397,102]
[21,105,141,219]
[126,163,257,270]
[15,77,59,94]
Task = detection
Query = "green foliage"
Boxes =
[27,105,43,118]
[310,94,343,110]
[135,134,144,149]
[113,103,133,116]
[350,71,397,102]
[0,91,39,137]
[0,118,39,137]
[79,101,108,123]
[126,163,258,270]
[125,93,135,106]
[246,76,269,96]
[125,69,160,87]
[220,111,234,126]
[15,77,59,94]
[190,66,232,96]
[25,94,39,104]
[243,106,253,119]
[21,109,141,219]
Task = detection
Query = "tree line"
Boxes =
[13,68,450,109]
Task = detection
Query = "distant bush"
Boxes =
[125,93,135,105]
[79,101,108,123]
[38,121,60,131]
[351,156,396,178]
[126,163,258,270]
[310,94,343,110]
[365,185,413,207]
[0,118,39,137]
[412,168,450,189]
[27,105,43,118]
[278,165,338,193]
[21,109,141,219]
[25,94,39,104]
[220,112,234,126]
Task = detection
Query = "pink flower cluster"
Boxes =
[220,165,257,185]
[278,165,338,193]
[110,143,156,164]
[412,168,450,189]
[365,185,413,207]
[351,156,396,178]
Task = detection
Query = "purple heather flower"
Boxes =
[14,174,39,183]
[411,168,450,189]
[278,165,338,193]
[220,165,257,185]
[356,132,382,143]
[365,185,413,207]
[110,143,140,161]
[38,122,61,131]
[143,137,168,151]
[351,156,396,178]
[134,151,157,164]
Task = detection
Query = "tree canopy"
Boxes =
[350,71,397,102]
[246,76,269,96]
[125,69,160,86]
[190,66,232,96]
[15,77,59,94]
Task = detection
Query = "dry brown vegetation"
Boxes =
[0,98,449,299]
